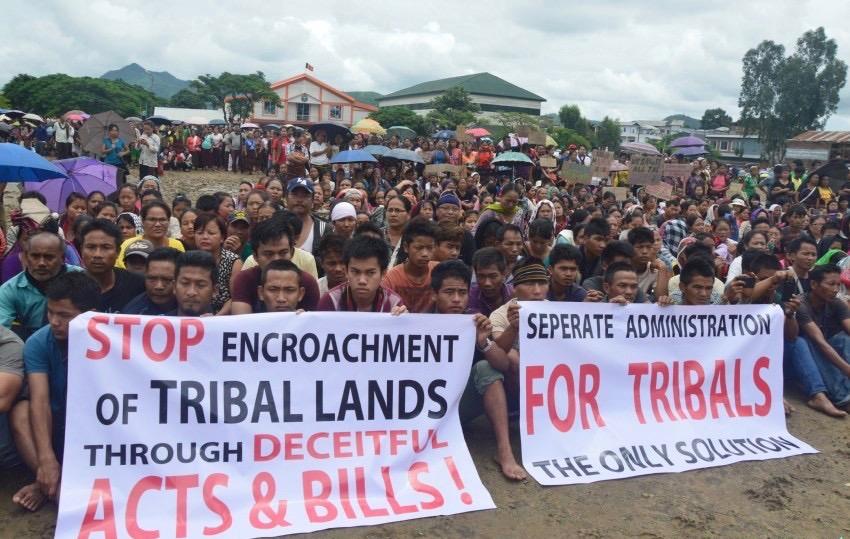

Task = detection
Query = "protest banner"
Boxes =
[538,155,557,169]
[662,163,692,180]
[424,164,463,177]
[455,125,470,144]
[727,182,744,197]
[561,162,592,184]
[57,312,494,538]
[590,150,614,179]
[603,187,629,201]
[519,302,817,486]
[645,182,673,200]
[527,129,547,146]
[629,156,663,185]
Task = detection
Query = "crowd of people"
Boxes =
[1,117,850,519]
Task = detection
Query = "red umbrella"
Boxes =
[466,127,490,138]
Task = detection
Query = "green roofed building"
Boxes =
[378,72,545,118]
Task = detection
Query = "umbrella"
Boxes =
[171,120,184,126]
[240,122,259,129]
[0,123,11,133]
[24,157,117,212]
[433,129,455,140]
[466,127,490,138]
[23,113,44,123]
[185,116,209,126]
[620,141,661,156]
[124,116,143,123]
[78,111,137,155]
[671,146,707,157]
[145,115,171,126]
[330,149,378,164]
[309,122,350,141]
[386,126,416,139]
[208,119,227,126]
[384,148,424,164]
[545,135,558,147]
[64,109,87,118]
[265,123,282,130]
[363,145,390,156]
[65,113,86,122]
[609,161,629,172]
[670,135,706,148]
[0,143,69,182]
[350,118,386,135]
[491,151,533,165]
[810,159,850,190]
[3,110,25,119]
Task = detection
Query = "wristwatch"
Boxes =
[476,338,495,353]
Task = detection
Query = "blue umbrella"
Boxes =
[363,144,390,156]
[0,143,69,182]
[433,129,455,140]
[209,119,227,126]
[385,148,424,164]
[330,149,378,164]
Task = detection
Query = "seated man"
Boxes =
[603,261,640,304]
[0,326,24,483]
[523,219,554,265]
[258,259,305,313]
[627,226,665,299]
[496,224,524,274]
[670,258,744,306]
[797,264,850,411]
[382,218,438,313]
[231,216,320,313]
[11,272,100,511]
[173,251,217,317]
[79,219,145,313]
[123,248,180,315]
[548,244,600,302]
[317,235,406,313]
[578,217,611,279]
[468,248,513,317]
[0,231,82,338]
[491,261,549,354]
[581,241,648,303]
[430,260,525,480]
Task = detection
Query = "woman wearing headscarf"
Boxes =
[472,183,522,234]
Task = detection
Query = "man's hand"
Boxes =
[507,301,521,329]
[583,290,604,302]
[223,235,242,253]
[390,305,408,316]
[725,280,744,304]
[473,313,492,348]
[609,295,629,305]
[656,295,672,307]
[37,458,61,499]
[650,259,668,273]
[783,294,802,315]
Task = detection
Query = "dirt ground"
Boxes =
[1,393,849,538]
[1,170,850,537]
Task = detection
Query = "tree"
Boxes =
[169,88,209,109]
[0,93,10,109]
[550,127,591,150]
[367,106,427,135]
[3,73,161,117]
[595,116,621,151]
[700,108,733,129]
[558,104,589,133]
[190,72,280,123]
[425,87,479,130]
[739,27,847,160]
[491,112,540,132]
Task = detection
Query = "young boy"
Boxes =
[463,210,479,233]
[434,221,464,262]
[382,218,438,313]
[468,248,513,317]
[316,233,347,295]
[548,244,599,302]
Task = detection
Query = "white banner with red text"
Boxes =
[519,302,817,485]
[56,312,494,538]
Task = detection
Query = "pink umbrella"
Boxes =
[466,127,490,138]
[240,122,259,129]
[65,113,86,122]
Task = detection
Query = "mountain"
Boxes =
[664,114,702,130]
[101,63,190,99]
[346,91,382,106]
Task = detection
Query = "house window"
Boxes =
[720,140,729,151]
[262,101,276,115]
[329,105,342,120]
[296,103,310,122]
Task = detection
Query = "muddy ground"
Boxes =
[1,170,849,538]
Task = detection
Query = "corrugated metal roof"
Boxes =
[788,131,850,143]
[381,72,546,102]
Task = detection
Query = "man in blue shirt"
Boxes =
[123,247,180,315]
[11,272,100,512]
[0,231,82,338]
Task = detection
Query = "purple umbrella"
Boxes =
[670,135,706,148]
[620,141,661,155]
[672,146,708,157]
[24,157,117,212]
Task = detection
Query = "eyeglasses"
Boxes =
[386,208,407,214]
[144,217,169,224]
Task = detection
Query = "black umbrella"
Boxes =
[145,115,172,126]
[309,122,349,141]
[811,159,849,190]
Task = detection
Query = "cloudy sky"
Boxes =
[5,0,850,128]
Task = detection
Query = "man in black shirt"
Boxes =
[123,248,179,315]
[80,220,145,313]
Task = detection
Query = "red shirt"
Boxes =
[231,266,319,311]
[186,135,201,152]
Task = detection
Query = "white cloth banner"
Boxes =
[519,302,817,486]
[56,312,494,538]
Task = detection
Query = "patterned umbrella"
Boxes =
[620,142,661,156]
[351,118,386,135]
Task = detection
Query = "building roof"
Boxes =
[153,107,224,123]
[269,73,377,111]
[381,72,546,102]
[788,130,850,143]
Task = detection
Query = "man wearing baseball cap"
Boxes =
[285,177,327,254]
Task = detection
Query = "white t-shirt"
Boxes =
[309,141,329,165]
[138,134,160,167]
[53,122,74,143]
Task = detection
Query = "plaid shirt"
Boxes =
[659,218,687,268]
[316,283,404,312]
